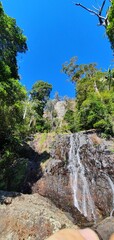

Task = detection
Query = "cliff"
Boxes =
[31,132,114,223]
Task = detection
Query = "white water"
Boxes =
[107,176,114,217]
[68,134,96,220]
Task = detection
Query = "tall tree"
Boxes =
[106,0,114,50]
[0,2,27,79]
[0,2,28,145]
[30,80,52,117]
[30,80,52,132]
[0,3,28,191]
[62,57,114,134]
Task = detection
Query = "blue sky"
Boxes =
[1,0,113,98]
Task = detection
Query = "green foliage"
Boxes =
[29,80,52,132]
[0,149,28,191]
[0,3,28,191]
[63,57,114,135]
[0,2,27,79]
[78,94,112,133]
[0,79,27,145]
[62,57,97,83]
[64,109,75,132]
[105,69,114,90]
[30,80,52,116]
[106,0,114,51]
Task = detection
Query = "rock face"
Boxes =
[54,101,67,120]
[32,132,114,223]
[0,191,78,240]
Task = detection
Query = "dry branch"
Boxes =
[75,1,109,27]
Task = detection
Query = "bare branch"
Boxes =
[75,1,108,27]
[92,5,100,12]
[99,0,106,15]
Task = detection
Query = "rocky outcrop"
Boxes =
[54,101,67,119]
[0,191,114,240]
[32,132,114,223]
[0,191,78,240]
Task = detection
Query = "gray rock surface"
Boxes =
[95,217,114,240]
[54,101,67,119]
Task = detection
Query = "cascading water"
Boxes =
[106,175,114,217]
[68,134,96,220]
[100,172,114,217]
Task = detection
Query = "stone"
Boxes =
[3,197,12,205]
[94,217,114,240]
[0,191,78,240]
[54,101,67,120]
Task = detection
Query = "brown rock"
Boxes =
[0,191,78,240]
[3,197,12,205]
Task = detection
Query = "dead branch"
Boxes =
[75,1,108,27]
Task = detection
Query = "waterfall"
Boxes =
[68,134,96,220]
[101,173,114,217]
[107,176,114,217]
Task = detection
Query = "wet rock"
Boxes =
[32,132,114,223]
[0,191,78,240]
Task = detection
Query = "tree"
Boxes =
[30,80,52,117]
[0,3,28,191]
[79,93,112,132]
[0,2,27,79]
[0,2,28,143]
[62,57,103,104]
[62,57,97,83]
[62,57,114,134]
[105,68,114,90]
[106,0,114,50]
[75,1,114,51]
[30,80,52,132]
[64,109,75,132]
[75,1,109,27]
[0,1,28,146]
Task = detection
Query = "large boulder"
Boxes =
[0,191,78,240]
[95,217,114,240]
[32,132,114,224]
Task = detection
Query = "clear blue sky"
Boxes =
[1,0,113,98]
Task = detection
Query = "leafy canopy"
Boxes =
[0,2,27,79]
[0,2,28,191]
[107,0,114,50]
[62,57,114,135]
[30,80,52,116]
